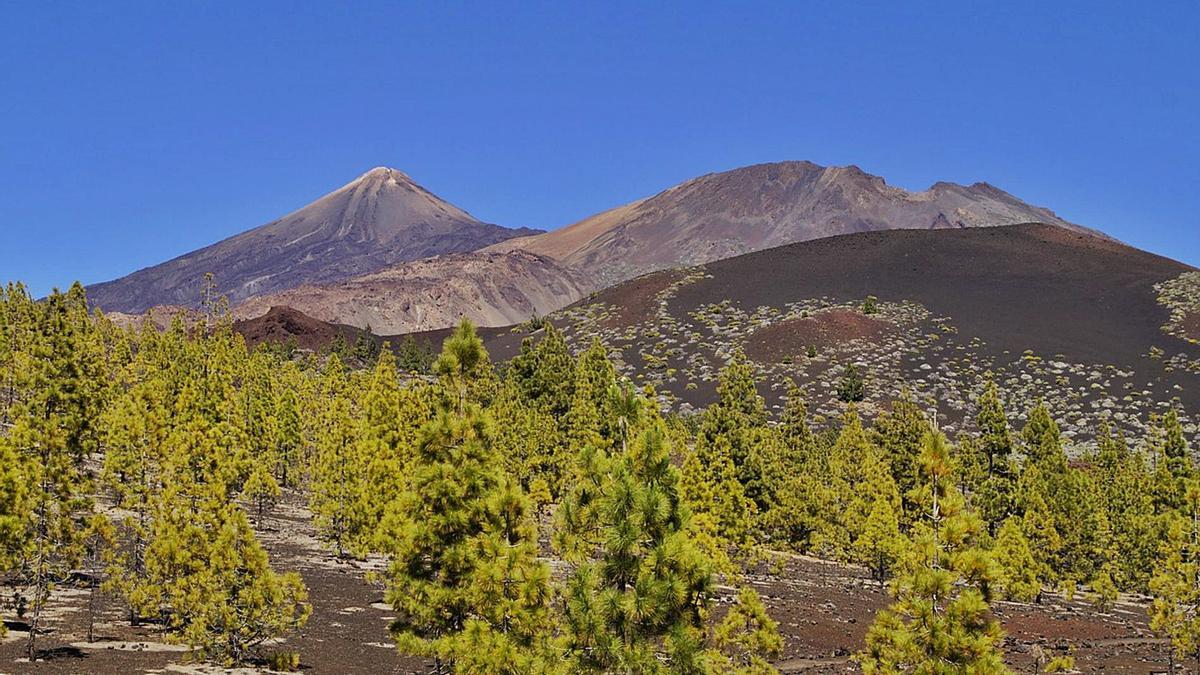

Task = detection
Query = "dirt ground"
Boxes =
[0,490,1182,674]
[1182,312,1200,342]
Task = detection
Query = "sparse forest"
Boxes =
[2,280,1200,673]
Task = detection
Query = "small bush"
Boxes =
[1044,655,1076,673]
[837,364,866,403]
[269,650,301,672]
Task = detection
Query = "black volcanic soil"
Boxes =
[1183,312,1200,341]
[0,492,1175,673]
[668,224,1190,366]
[743,309,893,362]
[598,270,687,328]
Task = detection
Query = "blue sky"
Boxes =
[2,1,1197,296]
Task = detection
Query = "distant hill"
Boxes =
[233,305,372,352]
[485,224,1200,441]
[493,161,1100,290]
[231,249,584,335]
[87,167,539,313]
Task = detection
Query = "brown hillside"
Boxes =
[233,306,371,351]
[232,250,584,335]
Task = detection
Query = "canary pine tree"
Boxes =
[816,408,877,557]
[384,320,552,672]
[0,432,26,639]
[308,358,369,557]
[1150,480,1200,669]
[974,378,1018,535]
[870,391,926,524]
[859,431,1007,674]
[993,516,1040,602]
[144,476,309,664]
[8,289,100,659]
[565,338,619,450]
[557,410,715,673]
[508,324,576,420]
[701,355,770,508]
[356,349,429,549]
[709,586,783,674]
[681,432,757,571]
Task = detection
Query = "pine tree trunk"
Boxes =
[27,453,50,661]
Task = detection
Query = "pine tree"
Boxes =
[356,349,427,550]
[1092,424,1161,591]
[1150,480,1200,670]
[491,379,566,508]
[777,379,815,461]
[508,324,576,420]
[993,517,1040,602]
[1022,400,1064,470]
[384,321,552,672]
[397,334,433,374]
[81,513,116,642]
[308,358,368,557]
[854,492,904,586]
[0,435,26,638]
[859,431,1008,674]
[974,378,1019,536]
[1089,564,1119,612]
[7,289,99,659]
[709,586,783,674]
[836,363,866,403]
[871,391,927,525]
[435,319,498,411]
[556,418,715,673]
[1018,465,1064,590]
[242,461,281,519]
[143,479,310,664]
[681,432,757,571]
[817,408,881,558]
[977,377,1012,476]
[565,338,619,450]
[101,334,176,624]
[700,354,770,510]
[272,368,304,489]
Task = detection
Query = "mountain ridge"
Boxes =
[86,167,539,313]
[491,160,1101,290]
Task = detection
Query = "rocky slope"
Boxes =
[494,161,1099,289]
[483,224,1199,443]
[232,250,584,335]
[87,167,539,313]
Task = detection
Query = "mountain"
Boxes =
[232,249,584,335]
[87,167,539,313]
[494,161,1099,290]
[481,224,1199,440]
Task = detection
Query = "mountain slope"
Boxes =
[485,224,1199,440]
[232,250,584,335]
[87,167,538,313]
[495,161,1098,289]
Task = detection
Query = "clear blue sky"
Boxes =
[2,1,1197,296]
